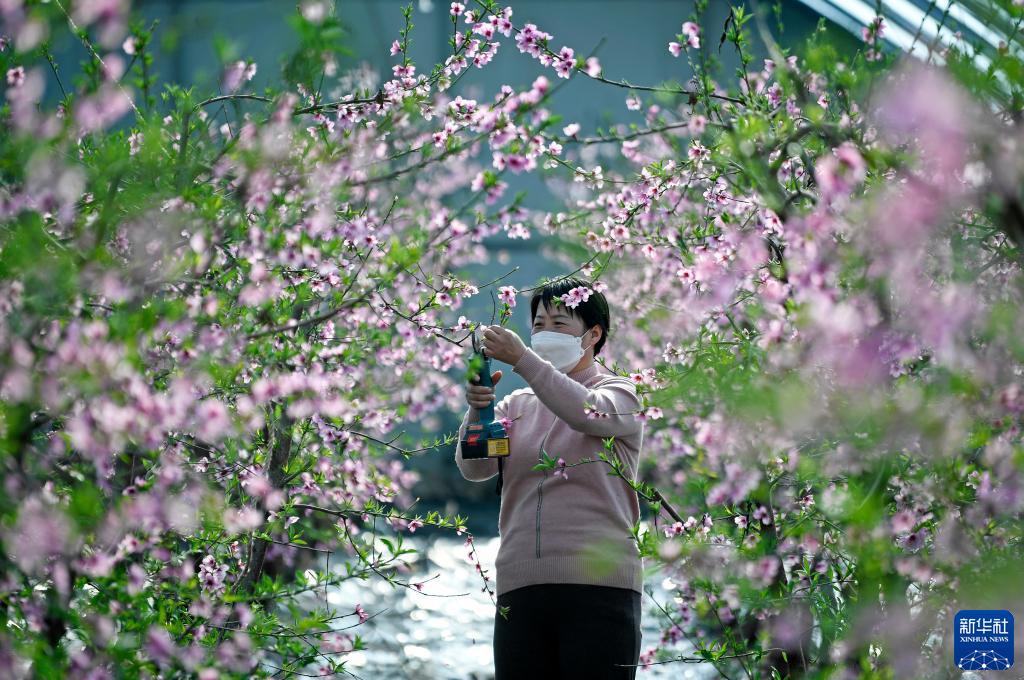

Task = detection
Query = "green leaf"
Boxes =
[69,482,104,531]
[532,451,558,471]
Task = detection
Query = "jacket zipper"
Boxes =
[535,416,558,558]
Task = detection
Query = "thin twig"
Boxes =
[52,0,140,118]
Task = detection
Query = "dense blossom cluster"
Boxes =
[668,21,702,56]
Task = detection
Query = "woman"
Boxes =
[454,276,646,680]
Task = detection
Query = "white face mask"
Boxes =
[530,329,594,373]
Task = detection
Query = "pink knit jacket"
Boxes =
[454,347,645,597]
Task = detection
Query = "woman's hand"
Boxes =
[466,369,502,410]
[480,325,527,366]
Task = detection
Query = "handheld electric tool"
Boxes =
[461,326,510,460]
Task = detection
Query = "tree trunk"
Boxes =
[239,404,294,594]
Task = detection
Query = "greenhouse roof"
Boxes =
[796,0,1023,80]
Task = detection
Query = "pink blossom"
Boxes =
[552,457,568,480]
[69,0,128,36]
[448,94,477,118]
[355,603,369,623]
[875,63,975,178]
[498,285,518,307]
[195,399,232,442]
[563,123,580,137]
[117,534,142,558]
[491,7,513,37]
[862,16,885,47]
[128,130,143,155]
[472,22,494,40]
[626,95,641,111]
[760,209,783,236]
[756,318,786,349]
[450,2,464,16]
[676,266,696,287]
[668,42,682,57]
[635,406,663,421]
[390,40,401,56]
[813,141,866,200]
[752,505,772,525]
[300,0,331,23]
[6,65,24,87]
[552,46,575,78]
[688,140,710,167]
[629,369,656,386]
[899,527,928,552]
[516,24,550,56]
[891,509,916,533]
[127,563,147,595]
[706,463,762,505]
[322,631,354,654]
[505,153,528,172]
[224,506,265,533]
[146,626,177,667]
[198,554,229,597]
[559,286,592,308]
[7,496,76,574]
[221,60,257,94]
[680,22,701,49]
[432,126,450,148]
[748,555,780,587]
[531,74,549,97]
[999,384,1024,413]
[77,552,118,578]
[584,56,601,77]
[505,222,531,239]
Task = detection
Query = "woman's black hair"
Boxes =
[529,276,611,356]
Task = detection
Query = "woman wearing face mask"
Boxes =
[454,276,645,680]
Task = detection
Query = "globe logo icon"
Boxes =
[958,650,1012,670]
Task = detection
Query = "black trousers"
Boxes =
[493,583,642,680]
